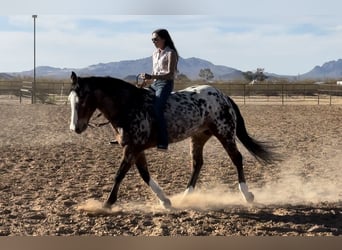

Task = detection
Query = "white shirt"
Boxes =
[152,46,177,79]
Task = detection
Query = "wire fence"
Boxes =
[1,80,342,105]
[175,82,342,105]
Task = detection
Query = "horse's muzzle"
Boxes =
[74,123,88,134]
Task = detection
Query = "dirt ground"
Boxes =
[0,101,341,236]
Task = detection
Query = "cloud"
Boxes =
[0,31,32,71]
[1,12,342,74]
[0,0,215,14]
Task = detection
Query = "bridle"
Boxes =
[88,112,110,128]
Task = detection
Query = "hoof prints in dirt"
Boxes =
[0,104,341,235]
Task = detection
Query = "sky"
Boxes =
[1,0,342,75]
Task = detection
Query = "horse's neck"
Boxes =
[95,93,120,124]
[96,94,138,127]
[97,104,120,127]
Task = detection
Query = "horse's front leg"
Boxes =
[135,152,172,208]
[104,146,134,209]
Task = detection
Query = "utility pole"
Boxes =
[32,14,37,104]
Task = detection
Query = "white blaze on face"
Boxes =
[68,91,78,131]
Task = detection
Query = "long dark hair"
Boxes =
[153,28,179,61]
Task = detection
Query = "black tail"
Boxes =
[228,96,275,164]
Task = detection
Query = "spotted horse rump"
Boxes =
[69,71,276,209]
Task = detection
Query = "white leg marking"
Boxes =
[149,178,171,207]
[239,182,254,203]
[183,186,194,197]
[68,91,78,131]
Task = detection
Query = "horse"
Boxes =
[68,71,275,209]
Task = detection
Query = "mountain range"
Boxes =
[300,59,342,80]
[1,57,342,81]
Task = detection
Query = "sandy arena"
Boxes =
[0,102,341,235]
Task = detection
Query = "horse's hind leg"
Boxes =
[220,139,254,203]
[135,151,171,208]
[184,131,212,196]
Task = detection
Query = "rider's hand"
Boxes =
[137,80,147,88]
[141,73,152,80]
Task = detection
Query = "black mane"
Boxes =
[76,76,151,108]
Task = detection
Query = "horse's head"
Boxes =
[69,71,97,134]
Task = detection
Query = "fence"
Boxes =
[175,82,342,105]
[19,81,33,103]
[1,80,342,105]
[0,80,69,104]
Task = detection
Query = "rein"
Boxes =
[88,112,110,128]
[136,74,147,88]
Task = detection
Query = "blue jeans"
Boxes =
[150,79,174,146]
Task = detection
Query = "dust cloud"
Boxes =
[253,155,342,205]
[77,154,341,214]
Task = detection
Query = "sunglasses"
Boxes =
[151,37,160,42]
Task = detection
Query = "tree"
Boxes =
[177,73,190,82]
[255,68,268,81]
[243,68,268,82]
[243,71,254,81]
[199,68,214,81]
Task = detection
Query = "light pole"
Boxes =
[32,14,37,104]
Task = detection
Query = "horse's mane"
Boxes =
[79,76,150,108]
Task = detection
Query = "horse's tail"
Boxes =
[227,96,276,164]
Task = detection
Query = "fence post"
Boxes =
[281,84,284,105]
[317,94,320,105]
[329,84,332,106]
[243,84,246,105]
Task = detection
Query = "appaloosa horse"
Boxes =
[69,71,275,209]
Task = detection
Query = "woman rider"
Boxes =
[140,29,179,151]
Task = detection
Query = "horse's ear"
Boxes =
[71,71,78,85]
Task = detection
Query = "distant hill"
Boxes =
[12,66,76,79]
[178,57,243,80]
[7,57,244,81]
[0,73,15,80]
[3,57,342,81]
[301,59,342,80]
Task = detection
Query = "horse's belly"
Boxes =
[166,114,206,142]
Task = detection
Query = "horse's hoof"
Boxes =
[103,202,112,210]
[239,183,254,203]
[183,186,194,197]
[245,192,254,203]
[160,198,172,209]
